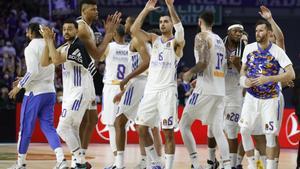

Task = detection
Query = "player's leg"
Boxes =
[253,135,267,168]
[180,92,206,169]
[38,93,66,168]
[262,98,280,169]
[159,88,178,169]
[136,92,162,167]
[224,106,242,168]
[239,93,259,169]
[179,108,200,168]
[115,114,128,169]
[12,94,39,168]
[236,143,245,169]
[209,98,230,169]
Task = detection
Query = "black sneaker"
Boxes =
[206,159,219,169]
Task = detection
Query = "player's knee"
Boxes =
[138,125,149,138]
[240,127,251,138]
[266,133,276,148]
[114,117,127,131]
[163,129,174,142]
[88,110,98,126]
[226,125,238,139]
[56,123,70,140]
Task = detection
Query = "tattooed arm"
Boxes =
[183,32,210,82]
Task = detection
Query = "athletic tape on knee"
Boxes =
[240,127,255,151]
[225,125,238,139]
[266,134,276,148]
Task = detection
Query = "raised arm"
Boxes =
[40,43,52,67]
[183,33,210,82]
[119,36,150,91]
[130,0,158,42]
[165,0,185,56]
[259,5,285,50]
[78,12,121,60]
[41,27,66,65]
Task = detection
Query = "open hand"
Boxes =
[259,5,272,21]
[145,0,160,11]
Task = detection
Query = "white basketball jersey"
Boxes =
[144,36,180,93]
[195,32,226,96]
[224,49,243,98]
[103,42,129,84]
[61,45,93,101]
[127,42,151,78]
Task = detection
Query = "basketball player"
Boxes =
[76,0,121,168]
[236,6,288,169]
[113,17,162,169]
[100,24,130,169]
[179,11,231,169]
[239,19,295,169]
[40,19,99,169]
[131,0,185,168]
[7,23,67,169]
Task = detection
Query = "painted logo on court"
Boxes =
[285,112,300,146]
[96,111,136,141]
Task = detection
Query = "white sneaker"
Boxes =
[7,163,26,169]
[54,159,68,169]
[134,160,147,169]
[149,162,163,169]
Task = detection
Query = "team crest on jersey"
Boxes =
[166,42,171,48]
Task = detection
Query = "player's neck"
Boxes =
[82,15,93,26]
[258,40,270,50]
[161,32,173,41]
[114,37,125,44]
[200,26,212,33]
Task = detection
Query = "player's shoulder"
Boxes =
[244,42,257,50]
[269,43,284,53]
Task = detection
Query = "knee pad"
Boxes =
[240,127,254,152]
[266,134,276,148]
[207,125,214,138]
[57,122,70,140]
[225,125,239,139]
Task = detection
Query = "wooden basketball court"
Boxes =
[0,143,297,169]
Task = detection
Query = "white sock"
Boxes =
[266,159,276,169]
[190,152,200,168]
[145,145,159,162]
[275,158,279,168]
[165,154,174,169]
[116,151,124,168]
[73,149,83,164]
[237,154,243,165]
[223,160,231,169]
[17,154,26,166]
[260,155,267,168]
[247,156,257,169]
[71,154,76,168]
[208,148,216,162]
[230,153,237,167]
[54,147,65,162]
[80,149,86,164]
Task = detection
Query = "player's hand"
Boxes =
[40,26,55,40]
[283,80,294,88]
[12,77,22,88]
[103,11,122,35]
[245,78,255,87]
[120,78,129,91]
[259,5,272,21]
[165,0,174,6]
[252,75,270,86]
[113,92,123,104]
[183,71,193,82]
[8,86,21,99]
[145,0,159,12]
[190,79,197,88]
